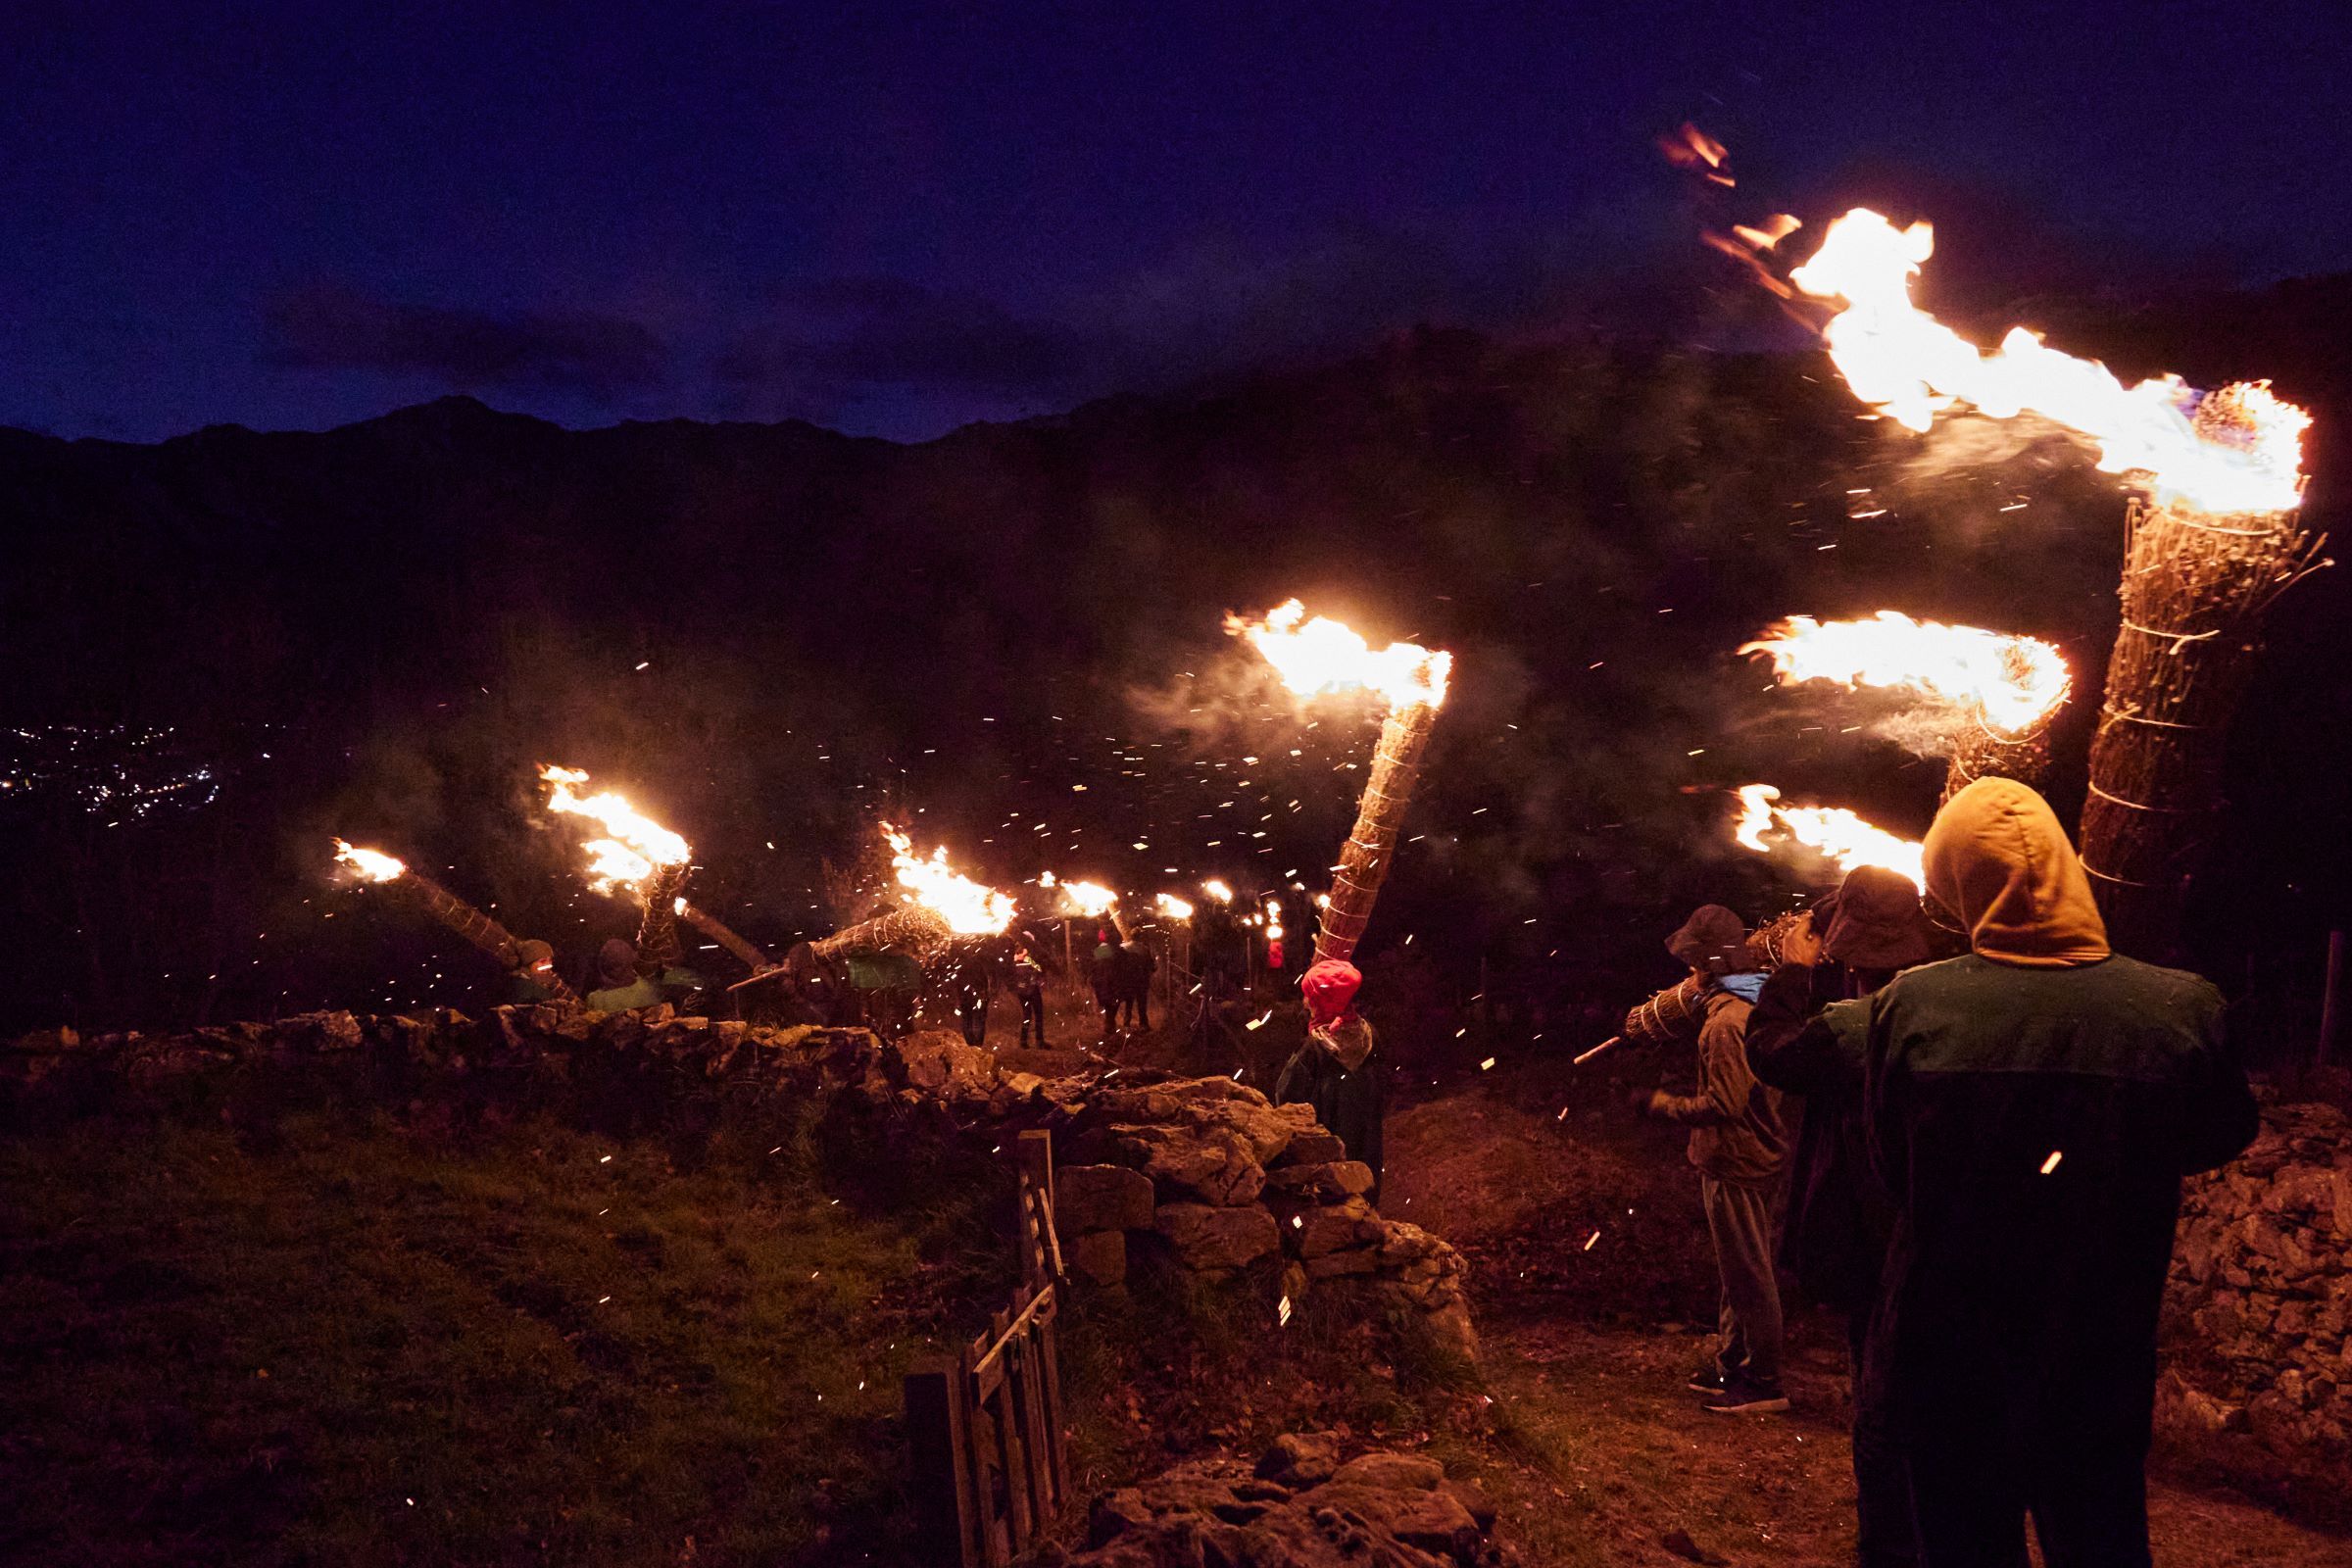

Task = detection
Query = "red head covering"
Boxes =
[1300,958,1362,1030]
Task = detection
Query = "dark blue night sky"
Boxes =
[5,1,2347,443]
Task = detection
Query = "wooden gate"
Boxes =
[905,1129,1068,1565]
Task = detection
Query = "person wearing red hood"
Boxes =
[1857,779,2256,1567]
[1275,959,1386,1201]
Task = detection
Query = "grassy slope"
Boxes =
[0,1109,1004,1567]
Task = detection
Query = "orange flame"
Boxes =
[1742,612,2070,735]
[885,824,1015,935]
[1787,208,2308,514]
[540,765,691,894]
[1155,892,1195,921]
[1046,873,1119,918]
[1200,878,1234,904]
[1734,784,1924,890]
[1227,599,1451,710]
[1657,122,1727,171]
[334,839,407,883]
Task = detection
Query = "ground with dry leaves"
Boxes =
[1378,1054,2352,1566]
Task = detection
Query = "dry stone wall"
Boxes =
[3,1005,1475,1359]
[1051,1076,1475,1358]
[1061,1431,1512,1567]
[2161,1095,2352,1487]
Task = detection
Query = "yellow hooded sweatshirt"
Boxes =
[1921,778,2111,968]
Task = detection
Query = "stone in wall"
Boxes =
[2162,1096,2351,1487]
[1067,1431,1511,1566]
[1152,1201,1282,1275]
[1056,1164,1157,1234]
[1067,1229,1130,1289]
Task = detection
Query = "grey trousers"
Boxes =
[1700,1173,1784,1386]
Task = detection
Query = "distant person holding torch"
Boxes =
[1634,904,1791,1415]
[1275,958,1386,1201]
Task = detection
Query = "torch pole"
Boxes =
[394,871,580,1006]
[2080,491,2328,956]
[635,864,689,973]
[678,899,775,973]
[809,905,953,962]
[1313,701,1438,966]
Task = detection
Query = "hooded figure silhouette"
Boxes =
[1857,779,2256,1565]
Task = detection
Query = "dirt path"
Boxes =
[1385,1061,2352,1567]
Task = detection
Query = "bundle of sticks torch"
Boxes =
[324,596,1459,1025]
[325,146,2321,1058]
[1556,131,2327,1067]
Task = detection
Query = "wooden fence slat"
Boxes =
[1034,1289,1068,1505]
[989,1306,1033,1551]
[901,1129,1070,1565]
[1027,1318,1061,1518]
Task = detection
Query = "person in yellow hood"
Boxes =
[1858,779,2256,1567]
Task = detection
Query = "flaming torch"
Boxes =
[1780,208,2326,954]
[1741,612,2071,803]
[1732,784,1926,891]
[811,824,1015,961]
[332,839,580,1005]
[1229,599,1452,965]
[540,765,693,971]
[1041,870,1118,980]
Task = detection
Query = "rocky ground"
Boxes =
[9,991,2346,1565]
[1377,1054,2352,1567]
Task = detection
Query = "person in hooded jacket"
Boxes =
[1011,946,1048,1048]
[585,938,663,1012]
[1090,930,1121,1038]
[1744,866,1936,1566]
[506,939,564,1005]
[1636,904,1793,1414]
[1274,958,1386,1200]
[1856,778,2257,1567]
[1116,936,1156,1031]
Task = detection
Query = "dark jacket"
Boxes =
[1651,990,1788,1189]
[1745,960,1888,1310]
[1275,1015,1386,1191]
[1862,955,2254,1434]
[1861,779,2258,1473]
[1116,940,1156,999]
[1011,956,1044,997]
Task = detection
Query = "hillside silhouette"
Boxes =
[4,281,2348,1035]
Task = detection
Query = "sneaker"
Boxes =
[1686,1364,1731,1395]
[1702,1376,1790,1414]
